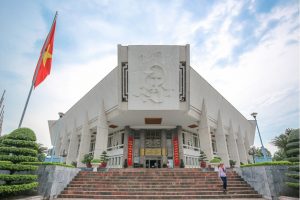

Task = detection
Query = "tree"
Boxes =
[0,128,39,196]
[37,143,48,162]
[271,128,293,161]
[250,146,271,157]
[285,129,299,191]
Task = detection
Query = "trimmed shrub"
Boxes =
[285,129,299,191]
[0,146,38,157]
[0,174,37,182]
[0,128,39,197]
[241,161,292,167]
[0,155,38,163]
[21,162,75,168]
[2,139,38,149]
[0,163,38,171]
[8,128,36,141]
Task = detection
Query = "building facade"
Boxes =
[48,45,256,168]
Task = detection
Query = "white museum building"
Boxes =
[48,45,256,168]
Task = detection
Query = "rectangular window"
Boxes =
[121,133,125,144]
[182,133,185,145]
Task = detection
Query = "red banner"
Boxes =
[173,135,179,166]
[127,136,133,166]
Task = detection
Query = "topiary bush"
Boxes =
[285,129,299,191]
[0,128,39,197]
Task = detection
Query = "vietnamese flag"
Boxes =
[33,12,57,88]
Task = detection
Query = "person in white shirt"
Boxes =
[218,163,227,192]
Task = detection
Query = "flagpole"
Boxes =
[18,11,58,128]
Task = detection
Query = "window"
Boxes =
[108,136,112,148]
[182,132,185,144]
[121,133,124,144]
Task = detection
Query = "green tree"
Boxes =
[271,128,293,160]
[37,143,48,162]
[285,129,299,191]
[0,128,39,196]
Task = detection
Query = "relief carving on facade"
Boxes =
[133,52,173,103]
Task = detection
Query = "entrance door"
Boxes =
[146,159,161,168]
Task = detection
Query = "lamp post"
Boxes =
[251,112,267,159]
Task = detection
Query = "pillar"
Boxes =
[215,110,230,167]
[227,120,240,167]
[123,126,130,168]
[198,99,213,160]
[77,112,91,167]
[66,119,79,165]
[237,126,247,164]
[60,126,69,158]
[177,126,184,166]
[94,100,109,158]
[244,132,251,163]
[139,130,145,166]
[161,130,167,165]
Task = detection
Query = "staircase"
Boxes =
[57,168,263,199]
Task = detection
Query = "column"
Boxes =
[66,119,79,165]
[55,136,62,157]
[215,110,230,167]
[161,130,167,165]
[77,112,91,167]
[139,130,145,166]
[244,133,251,163]
[94,100,109,158]
[227,120,240,167]
[177,126,184,167]
[237,126,247,164]
[60,126,69,157]
[198,99,213,160]
[123,126,129,168]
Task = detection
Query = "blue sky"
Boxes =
[0,0,299,154]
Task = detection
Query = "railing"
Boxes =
[182,144,200,151]
[107,144,124,151]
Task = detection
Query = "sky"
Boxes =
[0,0,299,155]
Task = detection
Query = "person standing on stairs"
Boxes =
[218,163,227,192]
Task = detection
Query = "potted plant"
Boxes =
[199,150,208,168]
[81,154,93,168]
[91,159,101,171]
[229,160,236,168]
[209,156,222,171]
[99,151,108,168]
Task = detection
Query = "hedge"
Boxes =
[21,162,75,168]
[2,139,38,149]
[0,174,37,182]
[241,161,292,167]
[0,161,12,164]
[286,156,300,163]
[0,155,38,163]
[286,141,299,149]
[0,146,38,157]
[286,148,300,156]
[0,182,38,194]
[286,182,300,189]
[286,173,300,179]
[0,163,38,171]
[7,128,36,141]
[288,165,300,172]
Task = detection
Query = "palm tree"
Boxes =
[271,128,292,151]
[37,143,48,162]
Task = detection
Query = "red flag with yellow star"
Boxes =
[34,13,57,88]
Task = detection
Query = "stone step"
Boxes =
[67,184,250,189]
[73,176,243,180]
[61,190,259,195]
[63,187,255,192]
[57,194,263,199]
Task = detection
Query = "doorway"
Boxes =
[146,159,161,168]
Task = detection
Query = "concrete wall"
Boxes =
[36,165,80,199]
[190,67,255,145]
[236,166,298,200]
